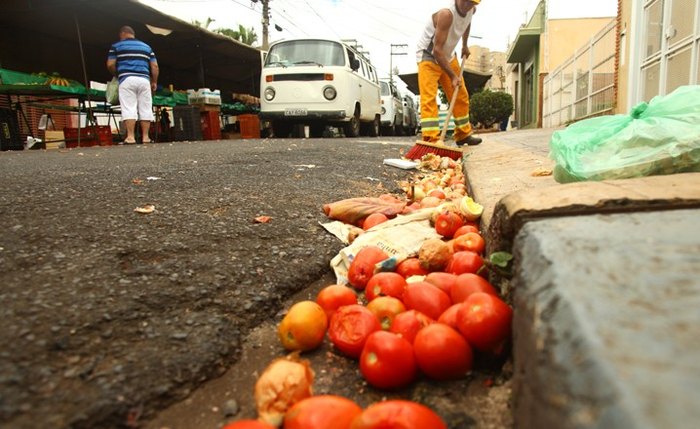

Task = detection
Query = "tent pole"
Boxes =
[74,13,95,143]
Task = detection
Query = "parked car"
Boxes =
[259,38,381,138]
[402,95,417,136]
[379,80,403,136]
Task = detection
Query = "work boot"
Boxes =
[456,135,482,146]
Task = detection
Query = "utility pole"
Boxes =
[389,43,408,84]
[261,0,270,50]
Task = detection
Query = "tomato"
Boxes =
[453,224,480,238]
[278,300,328,352]
[365,272,407,302]
[451,273,498,303]
[316,284,358,319]
[366,296,406,330]
[329,304,381,358]
[446,250,484,275]
[437,303,463,329]
[350,400,447,429]
[284,395,362,429]
[452,232,486,254]
[402,282,452,321]
[388,309,434,343]
[456,292,513,353]
[348,246,389,290]
[395,257,429,278]
[413,323,473,380]
[424,272,458,296]
[434,210,464,238]
[363,213,389,231]
[222,421,275,429]
[359,331,417,389]
[428,189,446,199]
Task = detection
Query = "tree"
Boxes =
[191,17,216,30]
[469,89,514,129]
[216,24,258,47]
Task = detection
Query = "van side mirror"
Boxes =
[350,58,360,71]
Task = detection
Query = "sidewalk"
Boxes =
[464,129,700,429]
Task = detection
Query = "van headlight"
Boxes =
[323,86,337,101]
[264,87,275,101]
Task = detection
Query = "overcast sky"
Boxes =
[140,0,616,90]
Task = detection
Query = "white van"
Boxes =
[379,80,403,136]
[259,38,381,138]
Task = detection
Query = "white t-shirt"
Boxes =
[416,1,475,63]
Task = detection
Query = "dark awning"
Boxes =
[0,0,263,100]
[399,68,493,96]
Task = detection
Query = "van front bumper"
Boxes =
[259,110,347,120]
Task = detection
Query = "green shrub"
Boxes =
[470,90,514,129]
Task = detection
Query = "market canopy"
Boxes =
[0,0,263,101]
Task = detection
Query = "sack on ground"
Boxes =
[106,77,119,105]
[549,85,700,183]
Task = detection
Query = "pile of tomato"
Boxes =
[225,159,513,429]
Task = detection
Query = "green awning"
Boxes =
[506,28,542,63]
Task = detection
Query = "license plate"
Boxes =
[284,108,307,116]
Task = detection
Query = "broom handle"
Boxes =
[439,55,468,143]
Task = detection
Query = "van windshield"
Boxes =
[265,40,345,68]
[380,81,390,96]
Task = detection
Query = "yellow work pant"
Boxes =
[418,57,472,142]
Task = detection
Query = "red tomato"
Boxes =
[222,421,274,429]
[366,296,406,330]
[451,273,498,303]
[363,213,389,230]
[350,400,447,429]
[413,323,473,380]
[456,292,513,353]
[452,232,486,254]
[428,189,446,199]
[329,304,381,358]
[446,251,484,275]
[284,395,362,429]
[316,284,358,319]
[395,257,430,278]
[389,309,434,343]
[453,224,479,238]
[365,272,407,302]
[360,331,417,389]
[437,303,464,329]
[424,272,458,296]
[402,282,452,321]
[434,210,464,238]
[348,246,389,291]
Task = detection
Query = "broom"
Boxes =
[405,55,467,161]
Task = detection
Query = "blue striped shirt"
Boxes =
[108,39,157,84]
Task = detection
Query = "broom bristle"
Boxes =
[405,141,463,161]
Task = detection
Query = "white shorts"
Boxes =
[119,76,154,121]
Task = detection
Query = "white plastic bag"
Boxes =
[106,77,119,105]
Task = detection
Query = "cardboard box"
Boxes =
[44,130,65,149]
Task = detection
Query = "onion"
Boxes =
[254,353,314,427]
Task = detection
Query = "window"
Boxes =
[644,0,664,58]
[666,46,693,91]
[265,40,345,67]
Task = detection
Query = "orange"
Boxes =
[278,300,328,351]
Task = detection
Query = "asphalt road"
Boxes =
[0,137,417,428]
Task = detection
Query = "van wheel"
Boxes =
[369,116,380,137]
[271,121,293,138]
[344,111,360,137]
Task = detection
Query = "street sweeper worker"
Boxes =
[416,0,482,146]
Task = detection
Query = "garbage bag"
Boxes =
[549,85,700,183]
[106,77,119,105]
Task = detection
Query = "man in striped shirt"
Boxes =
[107,26,159,144]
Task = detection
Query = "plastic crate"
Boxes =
[238,114,260,139]
[200,111,221,140]
[173,105,202,141]
[63,126,112,148]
